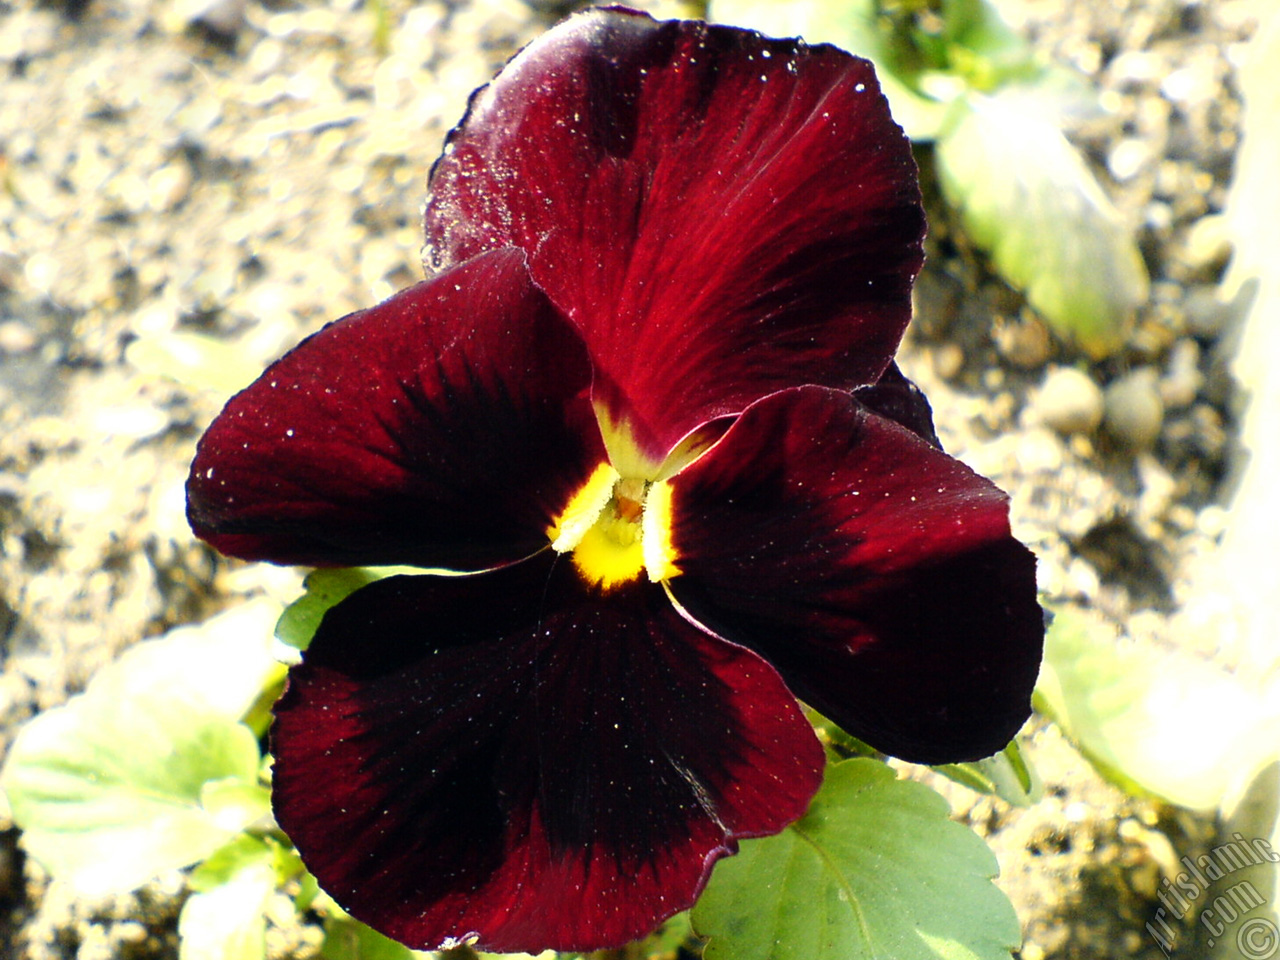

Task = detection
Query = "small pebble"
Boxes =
[993,311,1053,369]
[1109,50,1161,86]
[147,164,193,213]
[1197,505,1229,539]
[1159,339,1201,409]
[931,342,965,381]
[1104,368,1165,452]
[114,921,148,945]
[1108,138,1153,181]
[1146,201,1174,234]
[1183,285,1232,339]
[178,0,246,38]
[1182,213,1232,277]
[1160,61,1217,106]
[1036,366,1105,435]
[0,319,38,355]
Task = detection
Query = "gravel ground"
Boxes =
[0,0,1265,957]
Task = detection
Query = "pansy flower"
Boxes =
[186,6,1043,954]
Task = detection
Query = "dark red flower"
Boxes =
[186,7,1042,953]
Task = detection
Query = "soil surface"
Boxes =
[0,0,1265,957]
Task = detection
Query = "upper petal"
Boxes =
[662,386,1043,764]
[424,8,925,464]
[272,559,823,952]
[187,248,605,570]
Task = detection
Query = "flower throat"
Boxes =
[548,466,680,591]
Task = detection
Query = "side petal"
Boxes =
[272,558,824,953]
[187,248,605,570]
[663,387,1043,764]
[425,8,925,463]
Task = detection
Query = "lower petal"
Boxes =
[272,557,823,953]
[663,386,1043,764]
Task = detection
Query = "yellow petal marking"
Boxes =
[570,513,646,592]
[547,462,619,552]
[593,402,664,480]
[549,461,683,591]
[642,479,682,582]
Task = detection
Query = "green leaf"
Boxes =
[200,778,272,833]
[1034,606,1278,810]
[0,606,282,896]
[179,848,277,960]
[295,870,321,913]
[190,834,277,893]
[692,758,1019,960]
[276,567,419,652]
[933,739,1042,807]
[708,0,950,139]
[641,910,697,959]
[804,707,881,761]
[321,915,427,960]
[1,691,261,895]
[939,0,1039,90]
[935,91,1148,358]
[104,598,285,723]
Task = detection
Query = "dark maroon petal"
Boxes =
[663,387,1043,764]
[425,7,925,465]
[272,558,823,952]
[852,361,941,448]
[187,248,605,570]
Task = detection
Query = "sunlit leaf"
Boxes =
[934,738,1042,807]
[1,691,261,895]
[709,0,949,139]
[939,0,1039,90]
[321,914,427,960]
[180,844,276,960]
[1215,5,1280,683]
[693,758,1019,960]
[105,598,285,723]
[200,778,272,833]
[1034,606,1277,811]
[935,90,1148,358]
[275,567,420,652]
[0,604,286,895]
[295,870,322,913]
[642,910,697,959]
[190,834,277,892]
[804,706,881,761]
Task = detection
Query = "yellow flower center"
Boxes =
[547,467,681,592]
